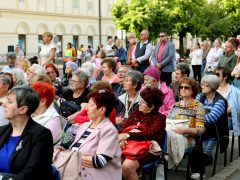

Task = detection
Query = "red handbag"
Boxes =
[122,140,152,160]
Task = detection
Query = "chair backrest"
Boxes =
[161,130,167,153]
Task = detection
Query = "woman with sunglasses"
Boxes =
[167,77,205,179]
[196,75,228,166]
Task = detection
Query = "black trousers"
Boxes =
[192,65,202,83]
[160,71,172,86]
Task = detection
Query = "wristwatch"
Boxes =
[126,134,130,139]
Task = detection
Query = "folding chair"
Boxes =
[141,131,168,180]
[230,132,240,163]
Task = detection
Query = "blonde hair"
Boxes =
[30,74,51,85]
[17,58,30,72]
[43,32,53,40]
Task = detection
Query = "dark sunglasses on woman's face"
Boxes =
[179,85,191,90]
[215,73,220,77]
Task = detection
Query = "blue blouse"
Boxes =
[0,136,21,173]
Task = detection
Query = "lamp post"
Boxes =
[99,0,102,45]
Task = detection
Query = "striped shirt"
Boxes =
[71,128,94,151]
[196,94,225,124]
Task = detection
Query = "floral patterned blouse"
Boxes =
[167,100,205,129]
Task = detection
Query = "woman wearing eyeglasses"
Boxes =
[196,75,228,166]
[167,77,205,179]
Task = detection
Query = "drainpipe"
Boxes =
[99,0,102,45]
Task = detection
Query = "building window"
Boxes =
[18,34,26,54]
[73,0,78,9]
[88,36,93,48]
[19,0,24,2]
[38,0,45,10]
[38,35,44,53]
[73,36,79,50]
[88,0,93,10]
[108,0,114,12]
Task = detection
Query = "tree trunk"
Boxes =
[179,32,185,58]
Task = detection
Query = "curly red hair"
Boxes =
[31,82,55,108]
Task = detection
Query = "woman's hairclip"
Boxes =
[98,89,106,94]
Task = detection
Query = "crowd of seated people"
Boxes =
[1,33,240,180]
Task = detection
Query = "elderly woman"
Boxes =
[0,86,53,179]
[101,58,119,84]
[167,77,205,178]
[119,87,166,180]
[114,39,127,65]
[81,61,96,86]
[116,70,143,124]
[142,66,175,116]
[61,70,90,106]
[2,52,16,73]
[92,50,106,79]
[31,82,62,144]
[61,61,78,87]
[196,75,228,166]
[10,68,26,87]
[62,89,121,180]
[0,73,13,104]
[38,31,56,66]
[45,63,62,95]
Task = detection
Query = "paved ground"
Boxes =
[167,131,239,180]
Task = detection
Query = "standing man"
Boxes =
[219,38,237,72]
[131,30,152,73]
[152,32,176,86]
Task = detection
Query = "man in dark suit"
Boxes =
[131,30,152,73]
[152,32,176,86]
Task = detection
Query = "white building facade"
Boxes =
[0,0,117,58]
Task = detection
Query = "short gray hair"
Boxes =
[72,70,89,88]
[125,70,143,91]
[32,64,45,75]
[0,74,12,90]
[9,85,39,116]
[176,63,190,76]
[6,52,16,60]
[10,68,26,86]
[201,75,220,91]
[81,62,95,76]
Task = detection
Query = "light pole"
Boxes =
[99,0,102,45]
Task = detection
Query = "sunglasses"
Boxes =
[159,35,165,37]
[215,73,220,77]
[179,85,191,90]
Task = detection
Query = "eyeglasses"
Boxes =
[159,35,165,37]
[179,85,191,90]
[140,34,145,36]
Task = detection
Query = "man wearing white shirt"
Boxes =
[131,30,152,73]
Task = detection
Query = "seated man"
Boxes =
[170,62,190,102]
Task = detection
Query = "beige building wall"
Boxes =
[0,0,118,59]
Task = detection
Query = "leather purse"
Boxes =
[122,140,152,160]
[53,148,81,180]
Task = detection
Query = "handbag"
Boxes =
[53,148,81,180]
[122,140,152,160]
[166,118,189,130]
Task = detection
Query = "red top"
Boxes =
[74,108,116,125]
[157,41,167,63]
[119,109,166,145]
